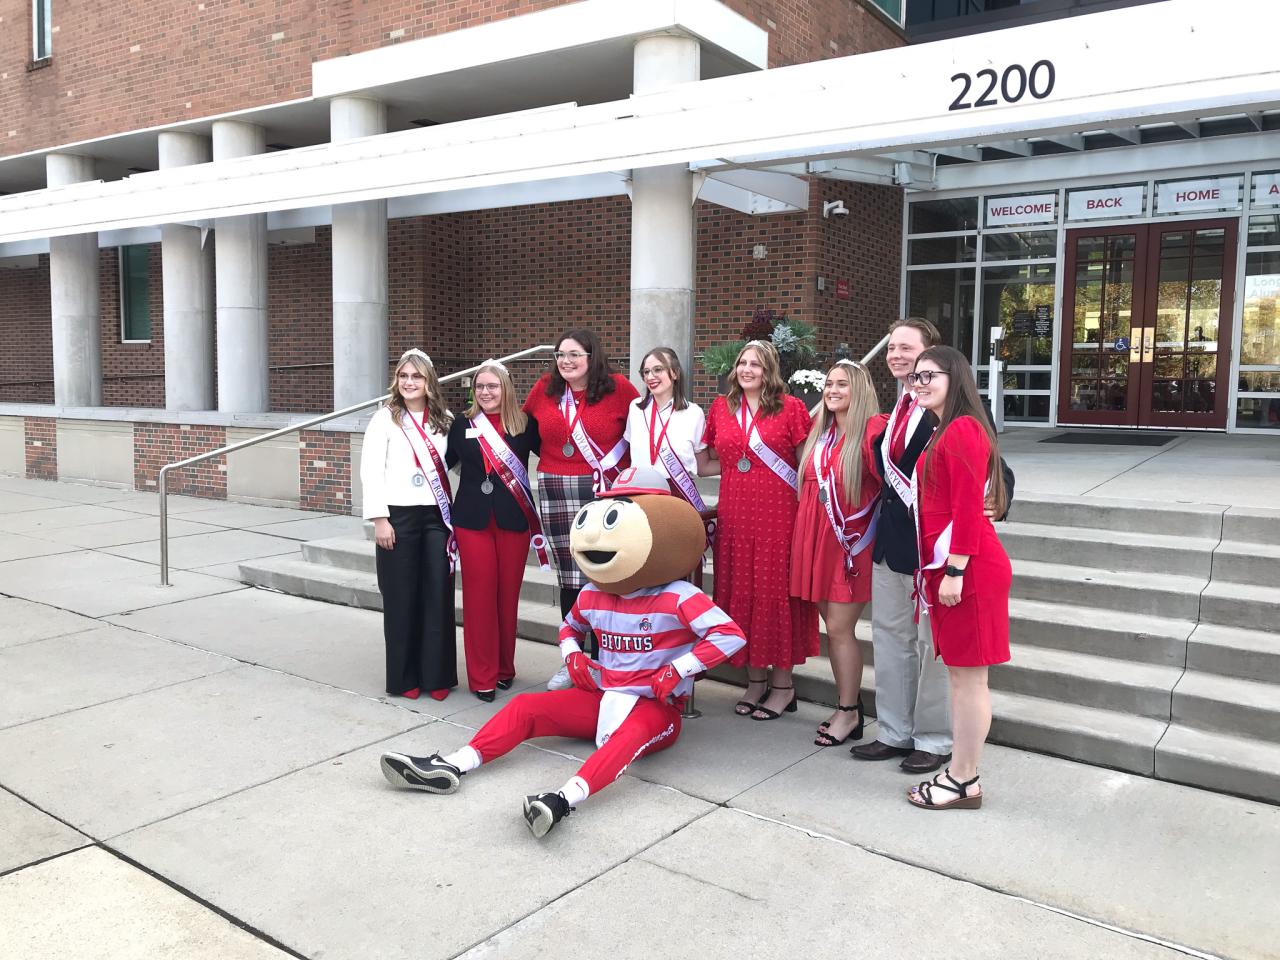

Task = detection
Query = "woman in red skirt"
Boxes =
[906,345,1010,810]
[697,340,816,721]
[790,360,885,746]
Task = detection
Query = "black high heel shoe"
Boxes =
[475,689,496,703]
[496,677,515,691]
[751,685,798,721]
[734,679,770,717]
[814,697,864,746]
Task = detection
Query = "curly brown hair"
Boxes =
[386,351,451,435]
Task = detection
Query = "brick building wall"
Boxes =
[0,258,52,403]
[1,1,902,162]
[133,423,227,497]
[23,416,56,479]
[269,229,334,413]
[100,244,166,407]
[299,429,351,513]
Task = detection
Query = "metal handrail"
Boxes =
[807,332,892,416]
[158,344,555,585]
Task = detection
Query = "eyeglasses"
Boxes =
[554,351,590,361]
[906,370,948,386]
[640,365,668,377]
[397,373,425,383]
[473,384,502,393]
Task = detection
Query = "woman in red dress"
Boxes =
[906,345,1010,810]
[697,340,816,720]
[790,360,885,746]
[523,328,639,690]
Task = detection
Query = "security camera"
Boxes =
[822,200,849,218]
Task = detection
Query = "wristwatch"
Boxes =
[944,564,966,578]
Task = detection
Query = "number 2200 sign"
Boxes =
[949,60,1055,111]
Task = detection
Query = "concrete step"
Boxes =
[1187,623,1280,682]
[997,645,1181,720]
[1011,559,1205,620]
[1170,671,1280,744]
[1199,580,1280,632]
[1006,494,1225,539]
[240,555,383,611]
[997,521,1214,578]
[1210,539,1280,587]
[1221,505,1280,547]
[1005,598,1192,668]
[303,536,375,574]
[1156,725,1280,804]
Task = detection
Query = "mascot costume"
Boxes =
[379,466,745,838]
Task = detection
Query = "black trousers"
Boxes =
[375,505,458,695]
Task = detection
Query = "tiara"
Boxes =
[399,348,433,366]
[744,339,773,350]
[478,358,509,374]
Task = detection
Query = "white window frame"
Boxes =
[32,0,52,61]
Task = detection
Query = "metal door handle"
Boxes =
[1142,326,1156,361]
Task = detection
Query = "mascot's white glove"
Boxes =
[650,663,682,702]
[565,651,602,691]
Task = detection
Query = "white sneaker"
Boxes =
[547,664,573,690]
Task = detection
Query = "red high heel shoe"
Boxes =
[400,688,421,700]
[429,688,449,701]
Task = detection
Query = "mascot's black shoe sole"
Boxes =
[380,752,462,794]
[522,792,572,838]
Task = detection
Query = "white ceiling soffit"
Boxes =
[2,0,1279,243]
[313,0,768,101]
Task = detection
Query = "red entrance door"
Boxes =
[1058,219,1237,429]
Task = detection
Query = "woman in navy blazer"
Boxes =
[446,359,541,701]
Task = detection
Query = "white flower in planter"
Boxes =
[789,369,826,392]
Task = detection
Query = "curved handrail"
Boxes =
[158,344,555,585]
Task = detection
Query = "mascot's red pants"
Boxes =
[468,689,682,794]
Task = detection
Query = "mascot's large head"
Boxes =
[569,466,706,595]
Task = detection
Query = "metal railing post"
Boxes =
[681,684,702,720]
[155,344,554,585]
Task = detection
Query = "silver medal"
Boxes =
[563,442,575,457]
[411,473,426,488]
[737,457,751,473]
[480,479,494,495]
[819,488,829,505]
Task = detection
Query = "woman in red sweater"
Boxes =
[523,328,639,689]
[906,345,1010,811]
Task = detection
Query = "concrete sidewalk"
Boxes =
[1,475,1277,960]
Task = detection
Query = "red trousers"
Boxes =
[468,689,683,795]
[456,520,530,692]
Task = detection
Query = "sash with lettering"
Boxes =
[471,415,551,571]
[815,425,879,576]
[739,399,799,495]
[648,401,716,554]
[908,447,989,621]
[399,412,458,573]
[880,392,918,509]
[562,389,626,493]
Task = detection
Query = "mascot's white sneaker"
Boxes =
[546,665,573,690]
[523,792,573,838]
[380,752,463,794]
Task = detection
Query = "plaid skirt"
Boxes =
[537,472,596,590]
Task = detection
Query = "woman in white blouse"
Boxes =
[361,348,457,702]
[625,346,708,512]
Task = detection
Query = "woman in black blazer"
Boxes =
[446,360,542,701]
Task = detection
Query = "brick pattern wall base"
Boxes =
[24,418,57,480]
[299,431,352,513]
[134,423,228,498]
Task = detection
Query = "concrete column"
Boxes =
[212,120,269,413]
[330,96,389,410]
[46,153,102,407]
[159,132,215,411]
[630,35,700,383]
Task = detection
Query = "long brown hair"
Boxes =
[638,346,689,411]
[724,340,786,417]
[545,328,617,404]
[915,345,1006,515]
[799,360,879,503]
[386,350,451,435]
[464,360,529,436]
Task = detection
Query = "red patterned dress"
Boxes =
[703,393,817,668]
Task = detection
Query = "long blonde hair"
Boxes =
[464,360,529,436]
[724,340,787,416]
[386,350,451,435]
[799,360,880,504]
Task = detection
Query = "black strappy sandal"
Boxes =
[734,679,770,717]
[751,685,798,721]
[814,698,864,746]
[907,769,982,810]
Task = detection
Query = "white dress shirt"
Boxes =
[361,406,451,519]
[624,397,706,478]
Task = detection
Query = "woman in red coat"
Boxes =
[790,360,885,746]
[523,328,639,690]
[906,345,1010,811]
[697,340,816,721]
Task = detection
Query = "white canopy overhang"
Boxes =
[0,0,1277,248]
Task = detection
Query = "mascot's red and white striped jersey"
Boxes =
[559,581,746,699]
